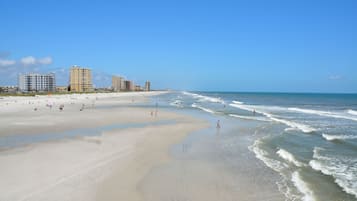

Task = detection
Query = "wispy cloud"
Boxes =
[328,75,342,80]
[0,52,54,85]
[93,71,111,88]
[38,57,53,65]
[0,59,16,67]
[20,56,53,66]
[20,56,36,65]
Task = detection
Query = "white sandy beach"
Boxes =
[0,92,208,201]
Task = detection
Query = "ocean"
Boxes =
[157,91,357,201]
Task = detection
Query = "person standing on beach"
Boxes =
[216,120,221,129]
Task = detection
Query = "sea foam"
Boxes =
[249,139,287,172]
[230,103,316,133]
[291,171,316,201]
[347,109,357,116]
[170,100,183,108]
[228,114,271,122]
[322,133,357,141]
[309,147,357,198]
[277,149,305,167]
[232,100,244,105]
[268,116,316,133]
[182,91,225,104]
[250,139,307,201]
[289,107,357,122]
[191,103,215,114]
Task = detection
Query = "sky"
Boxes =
[0,0,356,93]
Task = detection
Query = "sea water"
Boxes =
[157,91,357,201]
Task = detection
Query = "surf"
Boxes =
[182,91,225,104]
[309,147,357,199]
[322,133,357,141]
[191,103,215,114]
[230,102,316,133]
[277,149,305,167]
[289,107,357,122]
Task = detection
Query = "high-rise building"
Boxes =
[18,73,56,92]
[69,66,93,92]
[120,79,126,91]
[145,81,151,91]
[112,76,124,92]
[124,80,134,91]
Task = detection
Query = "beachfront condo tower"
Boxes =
[18,73,56,92]
[112,76,124,92]
[69,66,93,92]
[124,80,135,91]
[145,81,151,91]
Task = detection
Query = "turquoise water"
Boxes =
[158,91,357,201]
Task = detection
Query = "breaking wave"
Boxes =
[288,107,357,122]
[250,139,311,201]
[277,149,305,167]
[191,103,215,114]
[249,139,287,172]
[347,109,357,116]
[170,100,183,108]
[182,91,225,104]
[291,171,316,201]
[309,147,357,198]
[322,133,357,141]
[230,103,316,133]
[228,114,271,122]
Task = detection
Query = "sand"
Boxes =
[0,92,208,201]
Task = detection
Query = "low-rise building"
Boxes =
[135,85,142,91]
[56,86,68,93]
[0,86,18,93]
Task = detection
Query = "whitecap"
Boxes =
[250,139,304,201]
[170,100,183,108]
[232,100,244,104]
[182,91,225,104]
[291,171,316,201]
[347,109,357,116]
[309,147,357,198]
[249,139,287,172]
[269,116,316,133]
[228,114,271,122]
[289,107,357,122]
[322,133,357,141]
[191,103,215,114]
[230,103,316,133]
[277,149,305,167]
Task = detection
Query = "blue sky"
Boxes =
[0,0,356,93]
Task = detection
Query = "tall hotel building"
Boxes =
[145,81,151,91]
[69,66,93,92]
[18,73,56,92]
[124,80,135,91]
[112,76,124,92]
